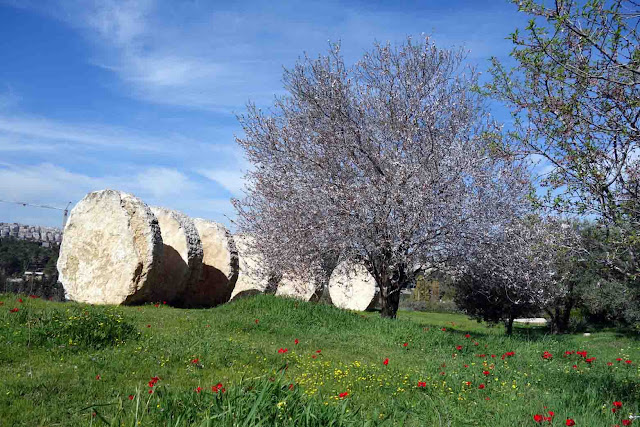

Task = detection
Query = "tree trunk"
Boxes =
[380,284,400,318]
[505,315,514,335]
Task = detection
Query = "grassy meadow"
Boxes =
[1,293,639,426]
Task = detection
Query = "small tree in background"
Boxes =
[454,216,579,334]
[234,37,530,318]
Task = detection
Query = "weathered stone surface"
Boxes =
[230,234,269,299]
[179,218,239,307]
[275,273,320,301]
[150,207,203,305]
[57,190,164,305]
[328,261,377,311]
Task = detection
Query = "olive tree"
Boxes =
[233,38,530,318]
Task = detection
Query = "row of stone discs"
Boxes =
[58,190,379,309]
[57,190,239,306]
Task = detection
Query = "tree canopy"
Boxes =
[234,38,530,317]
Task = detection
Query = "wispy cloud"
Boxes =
[13,0,525,111]
[0,114,170,152]
[196,168,246,196]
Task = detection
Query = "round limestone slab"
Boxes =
[328,261,377,311]
[179,218,239,307]
[230,234,269,299]
[276,273,319,301]
[150,207,203,305]
[57,190,164,305]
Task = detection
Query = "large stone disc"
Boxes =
[230,234,269,299]
[57,190,164,305]
[328,261,377,311]
[150,207,203,305]
[276,273,320,301]
[180,218,239,307]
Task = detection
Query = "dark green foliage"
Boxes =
[453,275,539,335]
[0,237,59,276]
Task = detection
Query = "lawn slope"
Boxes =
[1,294,638,426]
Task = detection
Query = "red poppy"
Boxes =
[478,384,485,389]
[154,303,159,308]
[565,419,575,426]
[191,358,199,364]
[316,349,321,353]
[585,357,596,363]
[195,386,202,393]
[146,324,151,328]
[542,351,553,360]
[294,339,299,345]
[613,401,623,409]
[482,371,490,376]
[474,342,479,346]
[464,334,471,338]
[491,354,496,358]
[383,358,389,365]
[255,319,259,324]
[18,298,23,303]
[456,345,463,351]
[417,381,426,387]
[9,308,18,313]
[95,375,101,380]
[403,342,408,347]
[277,348,288,354]
[288,383,294,390]
[548,411,554,417]
[608,362,613,366]
[148,389,153,394]
[625,360,633,365]
[311,355,317,359]
[441,327,446,331]
[463,364,469,368]
[128,395,134,400]
[533,414,543,422]
[572,365,578,369]
[617,358,623,361]
[163,301,167,304]
[465,381,471,386]
[622,420,632,426]
[339,392,349,398]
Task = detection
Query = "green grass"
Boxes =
[1,294,639,426]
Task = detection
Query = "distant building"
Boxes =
[0,222,62,244]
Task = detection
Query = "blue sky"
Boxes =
[0,0,529,229]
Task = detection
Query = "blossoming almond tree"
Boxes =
[233,37,530,318]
